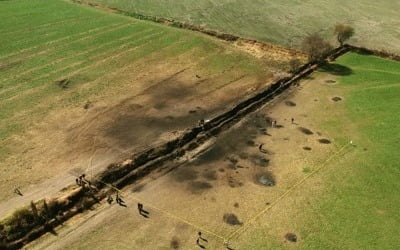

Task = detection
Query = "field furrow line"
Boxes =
[8,33,190,123]
[0,27,152,85]
[0,31,167,104]
[1,16,91,37]
[65,34,191,96]
[0,22,128,61]
[0,22,133,76]
[0,32,183,126]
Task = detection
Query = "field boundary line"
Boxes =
[226,142,354,242]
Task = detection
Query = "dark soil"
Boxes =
[285,233,297,242]
[234,202,239,208]
[284,100,296,107]
[228,177,243,188]
[189,181,212,193]
[250,155,270,167]
[132,184,145,192]
[298,127,314,135]
[223,213,242,226]
[302,146,312,151]
[318,138,331,144]
[83,101,92,110]
[255,172,275,187]
[173,168,198,182]
[332,96,342,102]
[238,152,249,159]
[203,170,218,181]
[170,237,180,249]
[246,140,255,146]
[56,78,70,89]
[227,156,238,165]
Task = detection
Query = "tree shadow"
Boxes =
[320,63,353,76]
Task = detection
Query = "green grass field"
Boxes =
[238,53,400,249]
[87,0,400,52]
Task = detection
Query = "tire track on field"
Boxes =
[1,16,90,37]
[0,22,127,61]
[0,33,187,126]
[1,18,95,48]
[0,31,168,106]
[0,26,152,86]
[0,22,134,90]
[0,22,128,63]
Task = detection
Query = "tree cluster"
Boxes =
[301,23,355,62]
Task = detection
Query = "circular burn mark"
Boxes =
[285,100,297,107]
[298,127,314,135]
[332,96,342,102]
[250,155,270,167]
[170,237,180,249]
[325,79,336,84]
[223,213,243,226]
[255,172,275,187]
[318,138,331,144]
[285,233,298,242]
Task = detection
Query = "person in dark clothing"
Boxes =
[107,195,113,204]
[137,203,143,213]
[198,232,208,242]
[13,186,23,196]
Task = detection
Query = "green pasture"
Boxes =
[240,53,400,249]
[88,0,400,52]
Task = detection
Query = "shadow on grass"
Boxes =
[320,63,353,76]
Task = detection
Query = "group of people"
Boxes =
[75,174,91,187]
[270,117,295,128]
[107,192,150,218]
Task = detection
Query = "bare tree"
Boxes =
[334,24,355,46]
[301,33,332,62]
